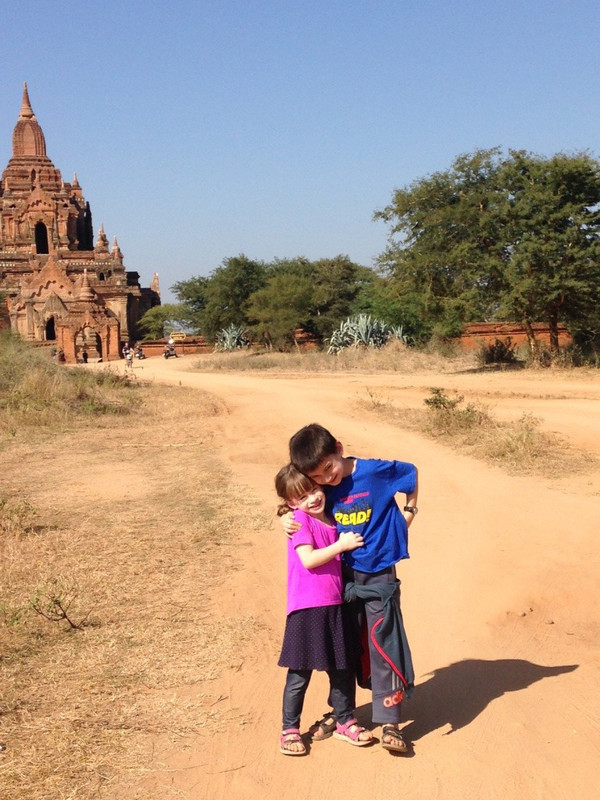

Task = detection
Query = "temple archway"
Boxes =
[45,316,56,340]
[76,325,102,361]
[35,221,49,254]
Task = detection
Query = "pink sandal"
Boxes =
[333,718,372,747]
[280,728,306,756]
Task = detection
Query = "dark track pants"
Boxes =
[352,565,405,724]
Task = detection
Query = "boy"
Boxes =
[287,423,418,753]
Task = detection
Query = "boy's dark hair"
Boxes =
[289,423,338,474]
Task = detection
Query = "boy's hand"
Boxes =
[337,531,364,552]
[281,511,301,538]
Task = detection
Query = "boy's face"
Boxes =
[306,444,346,487]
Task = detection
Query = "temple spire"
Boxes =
[19,83,36,120]
[12,82,47,157]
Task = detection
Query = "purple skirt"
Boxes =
[278,604,355,672]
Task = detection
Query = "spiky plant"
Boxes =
[214,324,251,352]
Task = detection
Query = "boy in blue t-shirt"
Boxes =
[287,423,418,754]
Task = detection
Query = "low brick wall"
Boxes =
[135,337,211,358]
[458,322,572,351]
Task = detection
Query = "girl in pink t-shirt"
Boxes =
[275,463,373,756]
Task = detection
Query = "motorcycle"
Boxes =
[135,346,146,359]
[163,345,178,359]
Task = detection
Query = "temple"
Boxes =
[0,84,160,362]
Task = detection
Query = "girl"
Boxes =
[275,463,373,755]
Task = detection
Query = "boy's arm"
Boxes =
[402,470,419,527]
[281,510,301,537]
[295,531,363,570]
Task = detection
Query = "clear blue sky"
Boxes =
[2,1,598,301]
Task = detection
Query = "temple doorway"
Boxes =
[45,316,56,340]
[35,222,49,254]
[76,326,102,362]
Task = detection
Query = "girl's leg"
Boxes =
[327,669,355,726]
[328,668,373,746]
[282,669,312,730]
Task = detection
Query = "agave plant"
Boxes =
[327,314,407,354]
[214,324,251,352]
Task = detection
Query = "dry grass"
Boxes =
[359,386,596,476]
[191,339,478,374]
[0,384,269,800]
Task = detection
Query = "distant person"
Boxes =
[81,350,88,364]
[282,423,418,753]
[274,463,372,756]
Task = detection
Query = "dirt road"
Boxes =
[128,356,600,800]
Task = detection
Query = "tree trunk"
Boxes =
[523,319,539,359]
[548,310,560,355]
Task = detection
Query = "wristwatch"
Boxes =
[404,506,418,515]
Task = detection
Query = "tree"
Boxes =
[497,151,600,353]
[375,148,507,339]
[246,268,315,348]
[170,275,208,332]
[352,273,426,342]
[375,148,600,351]
[172,255,266,340]
[137,304,192,340]
[309,256,373,339]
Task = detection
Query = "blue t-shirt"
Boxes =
[326,458,417,574]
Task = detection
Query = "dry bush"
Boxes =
[0,384,268,800]
[360,386,595,477]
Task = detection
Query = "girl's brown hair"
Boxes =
[274,463,315,516]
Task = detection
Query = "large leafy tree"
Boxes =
[172,255,266,340]
[245,255,373,347]
[497,151,600,352]
[375,148,508,339]
[246,258,316,348]
[375,148,600,350]
[309,256,373,339]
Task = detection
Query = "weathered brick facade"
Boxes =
[0,84,160,362]
[457,322,573,351]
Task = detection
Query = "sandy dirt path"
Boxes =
[125,356,600,800]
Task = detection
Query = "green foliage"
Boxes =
[309,256,373,338]
[327,314,408,354]
[173,255,267,340]
[137,303,192,339]
[214,324,251,352]
[376,148,600,352]
[174,254,373,347]
[246,258,315,348]
[352,275,426,342]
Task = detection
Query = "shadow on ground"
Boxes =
[357,658,577,741]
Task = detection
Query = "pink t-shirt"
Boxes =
[286,508,343,615]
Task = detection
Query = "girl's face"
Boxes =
[288,483,327,517]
